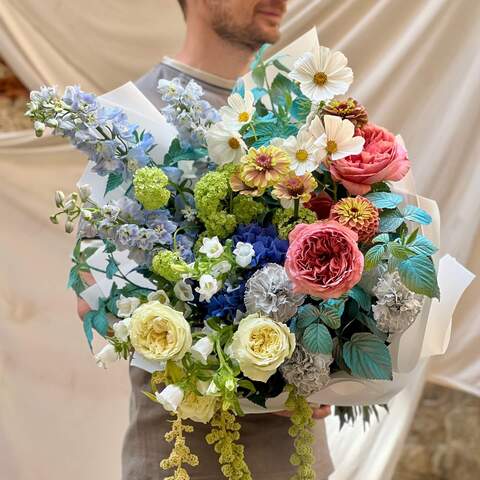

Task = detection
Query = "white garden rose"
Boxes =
[130,301,192,361]
[230,313,296,382]
[116,295,141,318]
[155,384,184,412]
[178,392,218,424]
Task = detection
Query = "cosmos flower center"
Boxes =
[326,140,338,154]
[313,72,328,86]
[295,149,309,162]
[238,111,250,122]
[228,137,241,149]
[255,153,273,169]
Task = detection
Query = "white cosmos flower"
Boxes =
[155,384,184,412]
[276,129,321,175]
[174,279,194,302]
[191,336,215,364]
[116,295,141,318]
[289,45,353,103]
[219,91,255,131]
[311,115,364,161]
[195,274,220,302]
[233,242,255,268]
[206,122,247,165]
[95,343,119,369]
[199,236,224,259]
[112,317,132,342]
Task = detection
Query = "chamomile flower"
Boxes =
[274,129,321,175]
[219,91,255,130]
[206,122,247,165]
[289,45,353,103]
[311,115,364,161]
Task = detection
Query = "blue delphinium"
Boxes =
[207,283,246,322]
[176,233,195,263]
[232,223,288,268]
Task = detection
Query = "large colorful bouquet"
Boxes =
[27,41,441,480]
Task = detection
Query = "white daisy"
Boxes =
[311,115,365,161]
[219,91,255,130]
[206,122,247,165]
[289,45,353,103]
[275,129,321,175]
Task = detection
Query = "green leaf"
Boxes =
[370,182,392,193]
[270,73,294,106]
[67,266,82,292]
[291,95,311,122]
[357,313,388,341]
[103,239,116,254]
[250,43,270,70]
[408,234,438,256]
[388,242,415,260]
[398,255,440,298]
[252,65,266,87]
[106,256,118,279]
[403,205,432,225]
[364,244,386,270]
[92,309,109,337]
[372,233,390,244]
[272,59,291,73]
[348,285,371,311]
[318,299,345,329]
[343,333,392,380]
[303,323,333,355]
[406,228,419,244]
[105,172,124,195]
[365,192,403,209]
[296,304,320,330]
[83,310,95,350]
[379,209,405,232]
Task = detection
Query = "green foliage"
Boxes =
[398,254,440,298]
[403,205,432,225]
[364,244,387,270]
[303,323,333,355]
[365,192,403,209]
[296,304,320,330]
[105,256,118,279]
[290,95,312,122]
[83,298,110,350]
[407,234,438,256]
[348,285,371,312]
[105,172,123,195]
[343,333,393,380]
[379,209,404,232]
[163,138,207,166]
[334,404,389,430]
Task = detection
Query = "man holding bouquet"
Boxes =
[77,0,334,478]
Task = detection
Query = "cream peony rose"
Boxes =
[178,392,218,424]
[230,313,296,382]
[130,301,192,361]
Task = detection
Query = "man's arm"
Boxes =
[77,270,95,320]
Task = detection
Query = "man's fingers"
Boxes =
[77,297,91,321]
[78,270,96,286]
[273,405,332,420]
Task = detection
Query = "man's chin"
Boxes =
[253,25,281,45]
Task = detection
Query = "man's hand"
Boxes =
[274,404,332,420]
[77,271,96,320]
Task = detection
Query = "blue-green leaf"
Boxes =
[348,285,371,311]
[291,95,311,122]
[296,304,320,330]
[251,87,268,102]
[92,309,109,337]
[83,310,95,350]
[303,323,333,355]
[372,233,390,244]
[318,302,343,329]
[272,59,291,73]
[408,234,438,256]
[250,43,270,70]
[343,333,392,380]
[252,65,266,87]
[388,242,415,260]
[379,209,405,232]
[398,255,440,298]
[356,313,388,341]
[365,192,403,209]
[232,79,245,97]
[364,244,386,270]
[106,256,118,279]
[403,205,432,225]
[105,172,124,195]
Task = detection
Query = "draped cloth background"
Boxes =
[0,0,479,479]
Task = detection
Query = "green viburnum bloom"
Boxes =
[133,166,170,210]
[151,250,191,283]
[273,207,317,239]
[231,195,266,225]
[194,169,237,239]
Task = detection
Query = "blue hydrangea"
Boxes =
[207,283,246,321]
[232,224,288,268]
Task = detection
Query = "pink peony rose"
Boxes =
[285,220,364,299]
[329,123,410,195]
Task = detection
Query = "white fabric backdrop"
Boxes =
[1,1,479,479]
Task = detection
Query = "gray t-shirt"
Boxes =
[120,59,334,480]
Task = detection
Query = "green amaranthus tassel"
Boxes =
[205,409,252,480]
[285,385,316,480]
[160,414,199,480]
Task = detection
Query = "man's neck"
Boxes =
[174,22,254,81]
